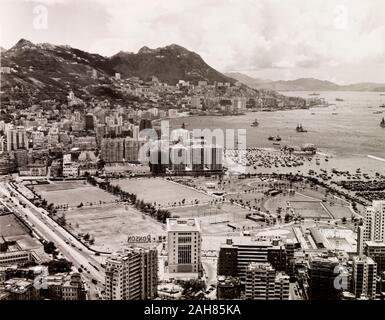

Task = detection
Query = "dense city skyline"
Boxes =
[1,0,385,306]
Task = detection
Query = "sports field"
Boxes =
[33,181,117,207]
[111,178,213,207]
[65,204,165,252]
[289,201,332,219]
[0,214,28,237]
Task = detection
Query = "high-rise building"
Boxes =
[101,138,125,163]
[124,138,141,162]
[149,140,169,174]
[364,241,385,273]
[73,111,81,122]
[101,137,145,163]
[85,113,95,131]
[308,256,342,300]
[169,143,188,171]
[204,144,223,171]
[217,240,238,277]
[363,201,385,243]
[191,96,202,109]
[132,125,140,140]
[139,119,152,132]
[357,225,365,256]
[245,262,289,300]
[105,248,158,300]
[352,255,377,299]
[62,153,79,177]
[217,238,292,281]
[6,127,28,152]
[166,218,202,277]
[13,149,28,168]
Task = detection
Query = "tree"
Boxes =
[181,279,206,299]
[57,214,66,226]
[44,241,57,254]
[44,259,72,274]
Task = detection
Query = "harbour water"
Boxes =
[170,91,385,175]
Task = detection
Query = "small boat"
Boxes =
[379,104,385,108]
[335,98,344,102]
[275,135,282,142]
[296,124,308,133]
[332,112,338,115]
[309,92,320,96]
[251,119,259,127]
[268,136,274,141]
[381,117,385,128]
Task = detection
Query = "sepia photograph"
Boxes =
[0,0,385,314]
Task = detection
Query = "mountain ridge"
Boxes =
[225,73,385,92]
[0,39,237,103]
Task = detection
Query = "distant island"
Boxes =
[225,72,385,92]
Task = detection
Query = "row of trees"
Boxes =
[86,176,171,223]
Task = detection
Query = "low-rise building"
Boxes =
[19,164,47,177]
[46,273,87,300]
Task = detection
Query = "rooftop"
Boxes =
[166,218,201,232]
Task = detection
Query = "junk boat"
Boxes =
[296,124,308,133]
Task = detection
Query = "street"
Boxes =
[0,179,105,299]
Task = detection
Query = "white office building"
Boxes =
[166,218,202,278]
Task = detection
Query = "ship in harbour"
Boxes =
[381,118,385,128]
[268,135,282,142]
[251,119,259,127]
[296,124,308,133]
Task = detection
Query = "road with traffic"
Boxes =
[0,179,106,299]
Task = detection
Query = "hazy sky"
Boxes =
[1,0,385,84]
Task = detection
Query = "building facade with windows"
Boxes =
[105,248,158,300]
[245,262,289,300]
[167,218,202,277]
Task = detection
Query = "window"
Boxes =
[178,245,191,264]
